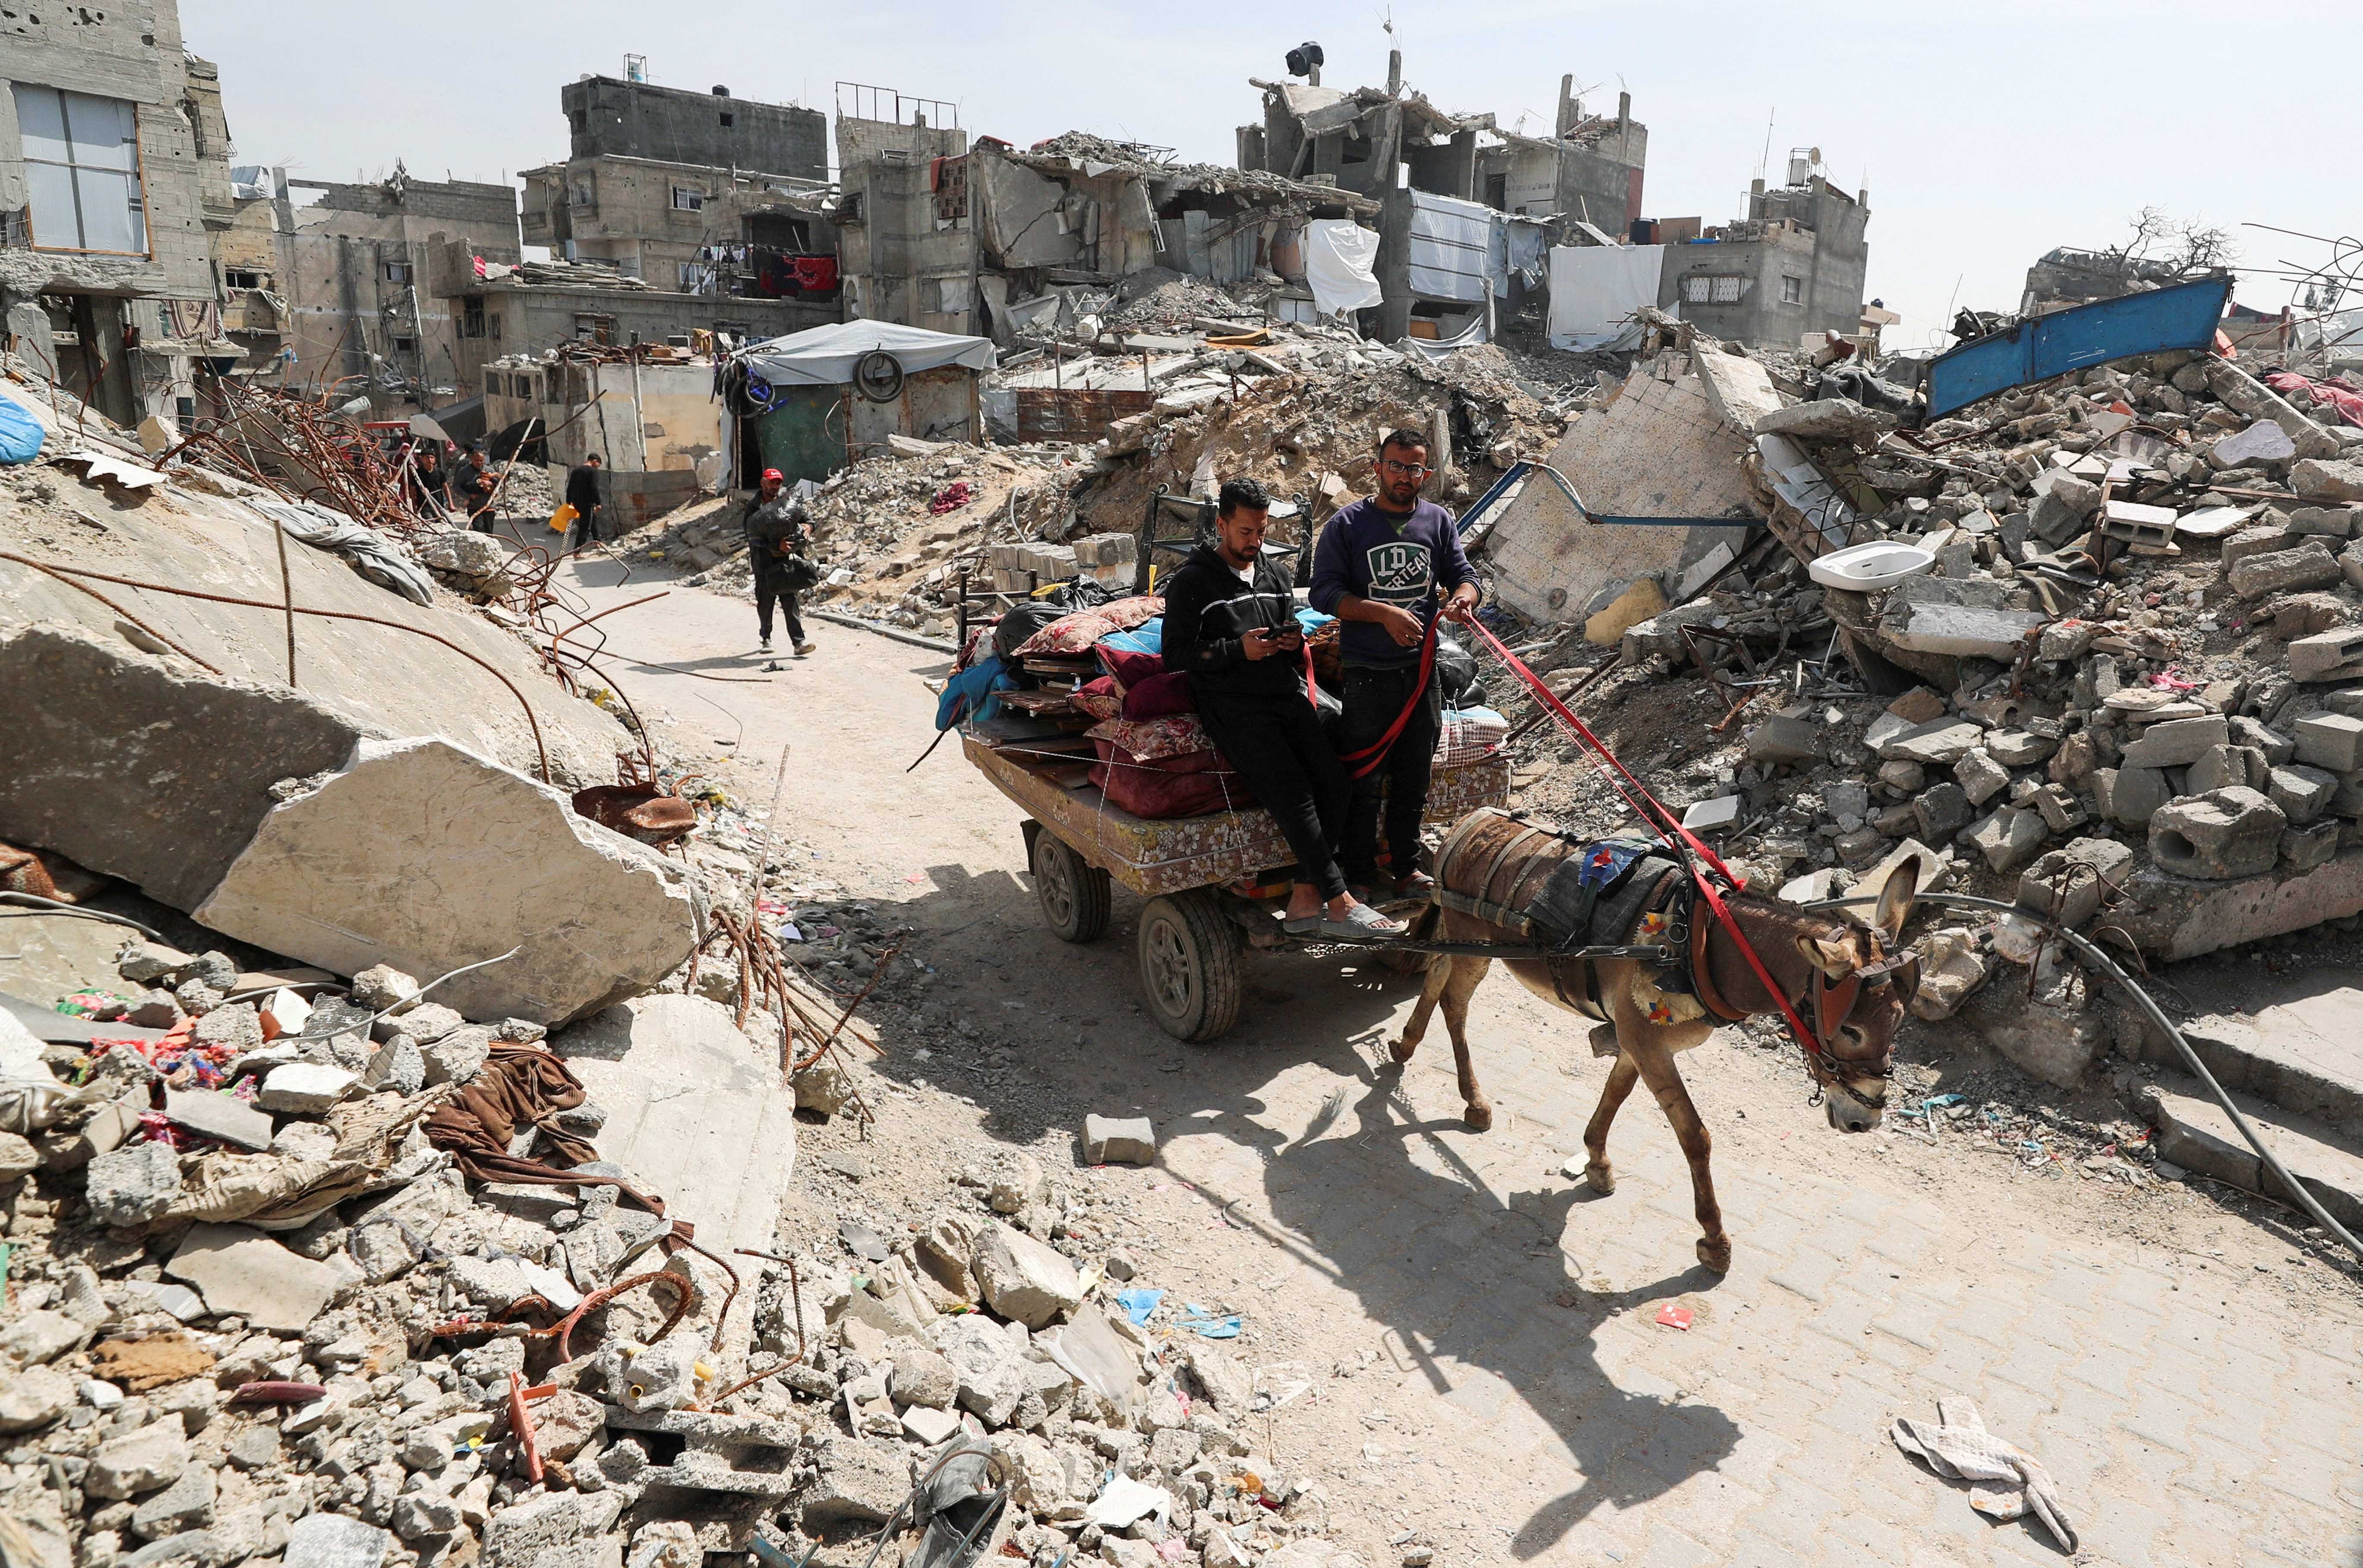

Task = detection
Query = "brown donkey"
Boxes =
[1391,809,1920,1273]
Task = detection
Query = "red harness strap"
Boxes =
[1337,617,1439,780]
[1462,617,1830,1070]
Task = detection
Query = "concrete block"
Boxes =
[975,1222,1084,1329]
[257,1062,358,1113]
[2283,819,2342,870]
[1912,782,1971,842]
[195,737,697,1027]
[2288,506,2360,538]
[551,995,797,1259]
[2186,744,2262,796]
[0,1364,73,1433]
[2228,541,2342,599]
[129,1467,215,1540]
[2118,715,2228,769]
[1752,398,1882,444]
[84,1143,183,1230]
[798,1438,911,1527]
[2110,851,2363,960]
[2221,525,2296,568]
[1083,1115,1157,1166]
[2015,838,2135,930]
[1878,602,2047,659]
[2027,782,2087,834]
[2288,628,2363,683]
[900,1404,962,1445]
[2230,714,2296,764]
[1955,748,2010,806]
[161,1089,274,1151]
[1694,348,1784,435]
[2296,712,2363,771]
[2268,764,2338,825]
[2213,420,2296,465]
[2292,458,2363,500]
[2150,787,2288,880]
[1983,729,2056,767]
[117,942,193,983]
[1878,719,1984,766]
[0,1309,88,1365]
[1965,806,2049,873]
[1744,714,1821,764]
[164,1224,341,1332]
[1960,973,2107,1089]
[87,1424,192,1500]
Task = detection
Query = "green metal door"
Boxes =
[750,385,846,486]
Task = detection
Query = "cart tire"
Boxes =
[1136,891,1243,1043]
[1032,831,1111,944]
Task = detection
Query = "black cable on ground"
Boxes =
[1805,889,2363,1272]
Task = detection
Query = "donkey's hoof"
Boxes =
[1463,1100,1493,1132]
[1584,1160,1615,1195]
[1389,1035,1417,1064]
[1697,1237,1732,1274]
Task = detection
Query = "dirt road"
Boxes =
[541,538,2360,1568]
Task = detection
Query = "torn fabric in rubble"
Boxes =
[250,497,437,605]
[423,1040,666,1214]
[1892,1396,2076,1551]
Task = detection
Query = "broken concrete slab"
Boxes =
[2227,540,2343,599]
[2108,852,2363,960]
[1691,347,1783,435]
[195,737,697,1026]
[551,995,796,1259]
[2015,838,2135,930]
[1743,714,1821,765]
[1482,370,1755,623]
[163,1223,342,1332]
[1878,602,2047,660]
[974,1222,1085,1329]
[160,1089,274,1152]
[2288,628,2363,683]
[2292,458,2363,501]
[1751,398,1882,445]
[1878,719,1984,766]
[2141,1073,2363,1233]
[2118,715,2229,769]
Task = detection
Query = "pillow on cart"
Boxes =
[1014,610,1118,658]
[1071,676,1125,722]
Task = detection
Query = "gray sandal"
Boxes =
[1319,903,1408,940]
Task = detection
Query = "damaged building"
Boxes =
[1653,149,1870,351]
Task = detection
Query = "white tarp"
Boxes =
[1548,244,1666,352]
[738,320,997,389]
[1406,191,1500,304]
[1304,221,1382,317]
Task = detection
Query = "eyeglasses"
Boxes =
[1379,459,1431,478]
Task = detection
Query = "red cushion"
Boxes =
[1097,647,1165,689]
[1121,669,1195,719]
[1071,676,1124,722]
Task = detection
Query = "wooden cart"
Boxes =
[963,720,1509,1043]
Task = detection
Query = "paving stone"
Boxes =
[1083,1114,1156,1165]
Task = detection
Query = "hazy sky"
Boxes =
[185,0,2353,349]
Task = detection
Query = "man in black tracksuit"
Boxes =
[742,467,815,654]
[563,453,604,556]
[1161,477,1404,939]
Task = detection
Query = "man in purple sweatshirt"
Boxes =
[1309,427,1482,899]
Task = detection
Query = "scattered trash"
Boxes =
[1654,1304,1694,1331]
[1114,1287,1165,1325]
[1893,1397,2077,1551]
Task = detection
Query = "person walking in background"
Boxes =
[454,447,501,534]
[563,453,604,555]
[743,467,817,655]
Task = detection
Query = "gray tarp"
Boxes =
[248,498,437,606]
[738,321,998,389]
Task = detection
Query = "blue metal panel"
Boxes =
[1925,275,2231,419]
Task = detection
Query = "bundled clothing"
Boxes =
[1310,496,1482,886]
[1161,544,1349,899]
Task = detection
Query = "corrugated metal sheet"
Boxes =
[1925,275,2232,419]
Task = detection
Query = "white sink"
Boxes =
[1808,542,1938,592]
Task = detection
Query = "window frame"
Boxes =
[1680,274,1745,306]
[1780,274,1804,304]
[13,83,152,257]
[671,185,706,212]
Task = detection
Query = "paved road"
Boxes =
[545,548,2363,1568]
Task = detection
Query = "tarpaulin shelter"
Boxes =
[1548,244,1666,352]
[734,321,997,486]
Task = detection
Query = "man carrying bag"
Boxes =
[743,468,818,655]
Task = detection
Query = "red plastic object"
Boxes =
[1655,1305,1694,1331]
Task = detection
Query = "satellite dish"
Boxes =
[853,348,906,404]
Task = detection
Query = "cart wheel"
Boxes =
[1136,891,1244,1043]
[1032,831,1111,943]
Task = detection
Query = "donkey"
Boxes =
[1391,809,1920,1273]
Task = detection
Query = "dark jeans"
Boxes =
[755,566,805,644]
[1196,688,1350,901]
[565,507,599,555]
[468,507,496,534]
[1338,662,1443,888]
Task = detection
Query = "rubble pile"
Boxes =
[1484,322,2363,1087]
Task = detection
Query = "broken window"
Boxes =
[672,186,705,212]
[223,268,265,290]
[1680,274,1744,306]
[461,298,485,338]
[570,177,596,208]
[718,111,734,127]
[1781,275,1804,303]
[12,84,148,255]
[393,335,416,352]
[489,312,501,339]
[383,260,413,284]
[573,313,614,345]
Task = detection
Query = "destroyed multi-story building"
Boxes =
[0,0,235,430]
[518,73,841,309]
[269,168,521,416]
[1655,150,1871,351]
[833,89,974,335]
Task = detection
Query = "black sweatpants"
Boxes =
[1337,662,1444,888]
[754,563,805,645]
[1196,689,1351,901]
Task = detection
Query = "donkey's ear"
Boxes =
[1875,857,1922,945]
[1795,934,1856,979]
